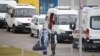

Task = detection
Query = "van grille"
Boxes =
[22,23,30,26]
[65,31,72,34]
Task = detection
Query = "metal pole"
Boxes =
[71,0,74,9]
[22,47,24,56]
[70,44,73,56]
[83,0,87,6]
[79,0,83,56]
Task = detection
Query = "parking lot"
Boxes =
[1,0,100,56]
[0,28,100,56]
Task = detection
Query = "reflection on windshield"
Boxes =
[0,4,7,12]
[91,16,100,29]
[14,8,36,17]
[54,14,76,25]
[39,19,45,24]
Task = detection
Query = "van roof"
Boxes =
[38,14,46,18]
[82,7,100,12]
[55,6,71,10]
[11,4,36,9]
[0,0,17,5]
[33,14,46,19]
[48,8,78,15]
[82,7,100,16]
[57,10,78,14]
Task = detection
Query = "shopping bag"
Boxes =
[33,41,46,51]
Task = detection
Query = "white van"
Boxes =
[30,14,46,37]
[6,4,37,33]
[46,6,78,42]
[0,0,17,27]
[70,6,100,49]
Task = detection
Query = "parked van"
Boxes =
[46,6,78,42]
[0,0,17,27]
[70,6,100,49]
[6,4,37,33]
[30,14,46,37]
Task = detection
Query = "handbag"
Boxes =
[33,41,46,51]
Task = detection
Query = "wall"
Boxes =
[39,0,58,14]
[18,0,39,14]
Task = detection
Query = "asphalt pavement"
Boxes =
[0,29,100,56]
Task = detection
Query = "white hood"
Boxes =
[54,25,71,31]
[15,18,32,23]
[0,13,6,18]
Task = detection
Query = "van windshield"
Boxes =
[90,16,100,29]
[54,14,76,25]
[14,8,37,17]
[39,19,45,24]
[0,4,7,12]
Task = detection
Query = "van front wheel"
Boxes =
[73,41,78,48]
[30,31,34,37]
[12,26,17,33]
[37,30,39,38]
[7,25,10,32]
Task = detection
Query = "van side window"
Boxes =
[31,19,34,23]
[90,16,100,29]
[54,15,57,24]
[7,7,12,14]
[10,9,15,17]
[36,18,38,23]
[36,18,38,22]
[34,18,38,25]
[33,18,36,23]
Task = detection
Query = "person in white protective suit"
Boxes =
[39,24,51,55]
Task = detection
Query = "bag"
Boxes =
[33,41,46,51]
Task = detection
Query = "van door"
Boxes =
[32,17,38,35]
[89,16,100,40]
[31,19,35,29]
[34,18,38,30]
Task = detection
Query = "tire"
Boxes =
[82,43,88,51]
[57,37,63,43]
[73,39,88,50]
[0,25,3,28]
[30,31,34,37]
[73,39,78,48]
[82,45,87,51]
[57,40,63,43]
[12,25,17,33]
[73,41,78,48]
[37,30,39,38]
[7,25,10,32]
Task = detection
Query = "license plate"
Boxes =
[25,26,30,28]
[69,34,73,36]
[93,41,100,43]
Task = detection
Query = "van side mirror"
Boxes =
[35,22,38,25]
[69,23,76,30]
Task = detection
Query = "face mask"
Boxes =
[43,27,46,30]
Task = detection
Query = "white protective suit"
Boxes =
[39,26,51,47]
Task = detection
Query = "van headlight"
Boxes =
[56,29,65,34]
[17,21,22,25]
[59,29,65,33]
[57,31,61,34]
